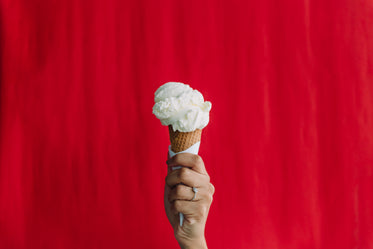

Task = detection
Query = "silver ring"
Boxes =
[191,187,198,201]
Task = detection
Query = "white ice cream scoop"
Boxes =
[153,82,211,132]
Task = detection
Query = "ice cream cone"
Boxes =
[168,125,202,153]
[153,82,211,227]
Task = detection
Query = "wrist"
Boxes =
[179,238,208,249]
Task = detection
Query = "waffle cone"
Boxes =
[168,125,202,153]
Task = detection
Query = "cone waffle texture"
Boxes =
[168,125,202,153]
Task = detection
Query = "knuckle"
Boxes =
[175,184,184,195]
[197,205,208,217]
[178,167,189,180]
[209,183,215,194]
[173,200,182,211]
[193,155,203,166]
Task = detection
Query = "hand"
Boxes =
[164,153,215,249]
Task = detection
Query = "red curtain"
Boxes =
[1,0,373,248]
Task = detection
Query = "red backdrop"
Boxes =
[1,0,373,248]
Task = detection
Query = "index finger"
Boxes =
[166,153,208,175]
